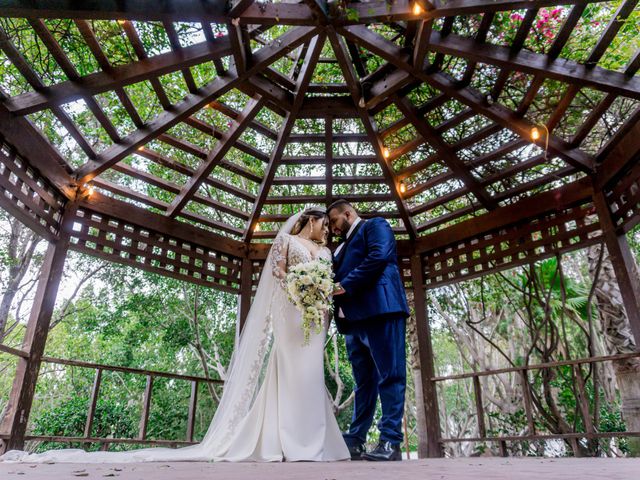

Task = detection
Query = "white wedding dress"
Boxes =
[0,212,350,463]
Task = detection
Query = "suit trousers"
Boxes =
[342,315,406,446]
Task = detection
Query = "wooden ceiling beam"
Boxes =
[415,177,594,253]
[183,116,269,163]
[167,96,266,217]
[73,20,145,129]
[595,107,640,190]
[0,25,96,160]
[0,104,75,198]
[302,0,330,23]
[158,134,263,184]
[4,36,234,116]
[245,75,294,111]
[340,25,595,174]
[244,33,325,242]
[74,26,318,184]
[422,0,609,17]
[136,147,256,203]
[280,155,378,165]
[264,194,394,205]
[0,1,312,24]
[272,175,386,185]
[396,98,496,210]
[79,191,246,258]
[0,0,610,25]
[27,19,121,143]
[161,20,199,93]
[208,101,278,140]
[228,0,256,17]
[297,96,358,118]
[428,31,640,100]
[121,20,172,108]
[328,28,417,239]
[228,22,252,75]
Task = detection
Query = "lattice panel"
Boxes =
[608,161,640,234]
[250,259,264,291]
[0,139,64,240]
[69,207,243,293]
[422,203,603,289]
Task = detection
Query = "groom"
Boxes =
[328,199,410,462]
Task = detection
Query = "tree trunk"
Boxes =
[0,218,41,339]
[588,244,640,456]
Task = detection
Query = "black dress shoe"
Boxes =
[362,441,402,461]
[346,442,366,461]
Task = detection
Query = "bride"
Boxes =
[1,207,350,463]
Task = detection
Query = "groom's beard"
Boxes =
[337,219,351,238]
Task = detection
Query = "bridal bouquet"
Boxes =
[285,259,335,345]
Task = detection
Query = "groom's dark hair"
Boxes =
[327,199,356,214]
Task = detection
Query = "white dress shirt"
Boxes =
[334,217,361,318]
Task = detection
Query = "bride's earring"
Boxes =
[307,219,315,239]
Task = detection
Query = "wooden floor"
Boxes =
[1,458,639,480]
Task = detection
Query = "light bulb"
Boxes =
[531,127,540,141]
[383,148,390,159]
[413,3,423,15]
[117,19,126,25]
[254,223,260,232]
[82,183,95,197]
[399,181,406,194]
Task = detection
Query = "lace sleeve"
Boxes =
[270,234,289,289]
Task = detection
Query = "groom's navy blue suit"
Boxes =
[333,217,409,446]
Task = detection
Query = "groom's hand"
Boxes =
[333,282,346,296]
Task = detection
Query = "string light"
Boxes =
[81,183,95,198]
[117,19,126,25]
[413,3,423,15]
[383,148,390,159]
[254,223,261,232]
[530,124,550,160]
[399,180,406,194]
[530,127,540,141]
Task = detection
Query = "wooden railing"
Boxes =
[0,344,223,449]
[432,352,640,453]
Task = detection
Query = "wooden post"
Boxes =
[472,375,486,439]
[410,254,444,458]
[520,369,536,435]
[593,189,640,347]
[0,203,76,453]
[186,380,198,442]
[138,375,154,440]
[84,368,103,438]
[237,258,253,336]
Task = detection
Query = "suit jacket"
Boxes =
[332,217,410,333]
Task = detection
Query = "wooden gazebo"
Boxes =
[0,0,639,458]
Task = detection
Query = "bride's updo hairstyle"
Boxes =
[290,207,328,242]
